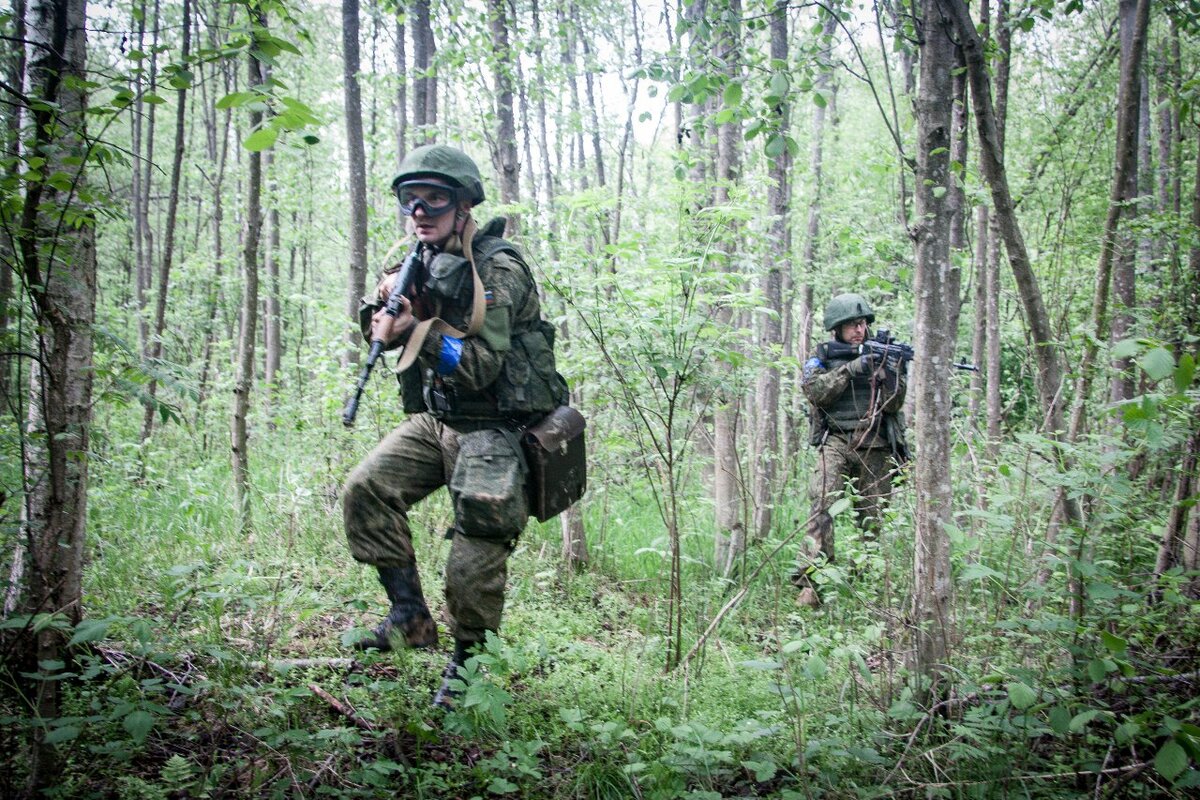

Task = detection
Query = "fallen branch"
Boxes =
[309,683,377,732]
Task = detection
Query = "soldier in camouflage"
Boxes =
[342,144,566,707]
[795,293,908,607]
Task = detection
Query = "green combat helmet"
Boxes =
[391,144,486,206]
[822,292,876,331]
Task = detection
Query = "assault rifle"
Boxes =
[341,243,423,427]
[824,329,979,372]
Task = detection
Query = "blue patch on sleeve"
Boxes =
[802,356,824,381]
[436,336,463,375]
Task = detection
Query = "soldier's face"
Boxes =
[838,318,868,345]
[405,180,464,246]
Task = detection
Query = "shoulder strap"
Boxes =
[395,217,488,373]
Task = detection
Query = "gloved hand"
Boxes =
[848,351,878,377]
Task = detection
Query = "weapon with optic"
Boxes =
[341,243,423,426]
[824,329,979,372]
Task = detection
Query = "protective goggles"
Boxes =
[395,180,460,217]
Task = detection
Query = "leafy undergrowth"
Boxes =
[2,549,1197,799]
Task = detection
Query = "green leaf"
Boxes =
[829,497,852,517]
[1048,705,1071,735]
[1007,681,1037,710]
[1101,631,1127,656]
[215,91,254,110]
[812,91,826,108]
[44,725,81,744]
[768,72,789,98]
[1174,353,1195,393]
[1138,347,1175,382]
[1155,740,1188,781]
[123,709,155,743]
[243,127,278,152]
[764,134,786,159]
[722,82,742,107]
[1111,338,1141,359]
[805,655,828,679]
[959,562,1002,581]
[69,618,111,646]
[1087,658,1108,683]
[1069,709,1102,733]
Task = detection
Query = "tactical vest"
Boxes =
[398,234,568,423]
[814,342,881,438]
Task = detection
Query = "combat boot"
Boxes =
[355,565,438,652]
[432,639,473,710]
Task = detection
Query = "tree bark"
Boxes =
[488,0,520,231]
[1065,0,1149,445]
[232,18,265,532]
[140,0,192,443]
[410,0,436,139]
[13,0,96,789]
[909,0,957,701]
[343,0,368,365]
[751,0,789,542]
[710,0,745,578]
[946,0,1068,441]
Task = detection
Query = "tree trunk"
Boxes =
[140,0,192,443]
[946,0,1068,441]
[0,0,26,401]
[1155,423,1199,579]
[710,0,744,578]
[909,0,957,702]
[343,0,368,366]
[13,0,96,790]
[1109,0,1148,407]
[488,0,520,231]
[263,150,282,402]
[394,17,407,169]
[1065,0,1149,445]
[196,12,232,432]
[751,0,789,543]
[410,0,436,138]
[232,21,265,532]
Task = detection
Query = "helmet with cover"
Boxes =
[391,145,486,211]
[822,292,876,331]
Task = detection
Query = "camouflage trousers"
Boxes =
[343,412,519,644]
[802,434,896,567]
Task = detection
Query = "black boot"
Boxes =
[355,565,438,652]
[432,639,473,710]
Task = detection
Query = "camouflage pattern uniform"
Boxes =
[343,233,563,646]
[800,345,907,567]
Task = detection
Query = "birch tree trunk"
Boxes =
[751,0,789,542]
[13,0,96,788]
[711,0,745,578]
[909,0,956,701]
[232,23,265,532]
[343,0,369,365]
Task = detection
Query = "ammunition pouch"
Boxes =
[425,252,470,305]
[449,428,529,541]
[497,320,569,415]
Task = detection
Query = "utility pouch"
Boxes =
[449,429,529,541]
[397,363,427,414]
[425,252,470,304]
[808,405,828,447]
[522,406,587,522]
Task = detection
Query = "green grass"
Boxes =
[2,392,1198,798]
